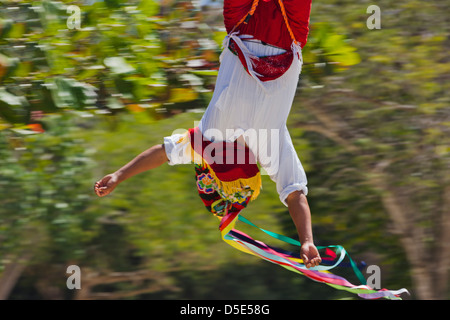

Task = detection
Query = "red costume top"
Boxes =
[223,0,312,49]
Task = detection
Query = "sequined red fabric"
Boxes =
[229,39,294,82]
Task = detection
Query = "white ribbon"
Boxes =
[291,41,303,71]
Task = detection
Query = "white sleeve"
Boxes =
[163,132,193,166]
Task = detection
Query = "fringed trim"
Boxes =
[198,160,261,202]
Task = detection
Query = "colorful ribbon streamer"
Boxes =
[188,132,409,300]
[217,210,409,300]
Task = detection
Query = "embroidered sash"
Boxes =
[188,126,262,202]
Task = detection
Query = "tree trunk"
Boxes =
[0,253,32,300]
[377,185,434,299]
[372,169,449,299]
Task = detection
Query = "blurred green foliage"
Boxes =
[0,0,360,129]
[0,0,448,300]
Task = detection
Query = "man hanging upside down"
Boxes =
[95,0,322,269]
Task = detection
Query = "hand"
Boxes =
[94,173,120,197]
[300,242,322,269]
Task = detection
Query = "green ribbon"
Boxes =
[237,214,367,285]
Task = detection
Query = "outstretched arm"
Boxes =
[94,144,168,197]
